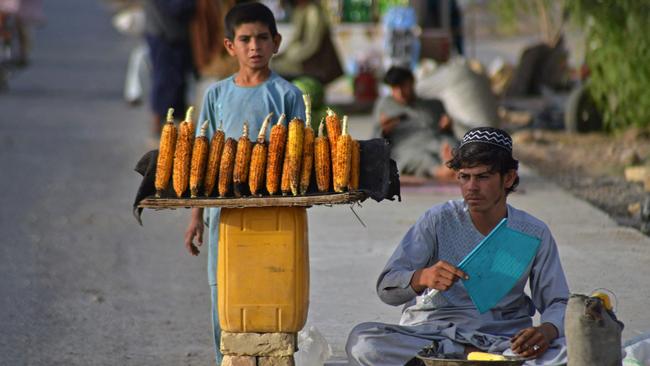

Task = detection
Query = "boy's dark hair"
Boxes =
[225,2,279,40]
[446,128,520,194]
[383,66,414,86]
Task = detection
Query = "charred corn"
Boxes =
[218,138,237,197]
[314,118,331,193]
[287,117,305,196]
[189,121,209,198]
[300,95,315,195]
[280,147,291,196]
[172,106,195,197]
[325,108,341,165]
[155,108,177,197]
[203,121,225,197]
[348,139,360,191]
[233,122,253,197]
[248,112,273,196]
[334,115,352,192]
[265,114,287,195]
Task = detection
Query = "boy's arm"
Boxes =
[184,208,204,256]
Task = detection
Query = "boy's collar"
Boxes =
[231,71,275,88]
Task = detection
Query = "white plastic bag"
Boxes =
[295,326,333,366]
[623,332,650,366]
[416,58,500,138]
[112,7,145,37]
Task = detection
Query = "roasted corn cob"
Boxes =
[287,117,305,196]
[266,114,287,195]
[203,121,225,197]
[155,108,177,197]
[172,106,195,198]
[314,118,331,193]
[334,115,352,192]
[248,112,273,196]
[280,147,291,196]
[189,121,209,198]
[325,108,341,165]
[300,94,315,195]
[348,139,360,191]
[218,138,237,197]
[233,122,253,197]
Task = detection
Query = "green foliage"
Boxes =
[489,0,564,41]
[567,1,650,130]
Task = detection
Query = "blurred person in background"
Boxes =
[412,0,463,57]
[271,0,343,85]
[190,0,239,112]
[0,0,45,66]
[144,0,195,137]
[374,66,457,183]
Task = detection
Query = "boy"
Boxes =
[183,3,306,364]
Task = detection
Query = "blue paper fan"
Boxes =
[458,218,541,313]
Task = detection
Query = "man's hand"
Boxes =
[410,260,468,294]
[379,113,402,136]
[510,323,558,358]
[184,208,204,256]
[438,114,452,132]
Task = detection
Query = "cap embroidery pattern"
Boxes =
[460,128,512,152]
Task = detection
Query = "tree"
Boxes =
[492,0,650,131]
[567,0,650,131]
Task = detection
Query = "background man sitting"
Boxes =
[374,66,458,183]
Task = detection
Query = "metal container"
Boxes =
[416,355,526,366]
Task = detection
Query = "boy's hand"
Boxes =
[438,114,452,132]
[184,208,204,256]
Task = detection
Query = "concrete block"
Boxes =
[222,355,257,366]
[258,356,295,366]
[221,332,296,356]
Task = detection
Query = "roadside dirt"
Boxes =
[512,129,650,232]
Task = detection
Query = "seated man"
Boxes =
[346,127,569,366]
[374,66,458,182]
[271,0,343,85]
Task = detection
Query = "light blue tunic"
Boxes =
[196,72,305,286]
[195,72,305,364]
[346,200,570,365]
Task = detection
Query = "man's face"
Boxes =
[225,22,281,71]
[391,78,415,105]
[457,165,516,214]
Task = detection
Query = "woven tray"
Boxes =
[137,191,368,209]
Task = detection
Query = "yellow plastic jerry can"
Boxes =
[217,207,309,332]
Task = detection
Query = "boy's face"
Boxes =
[225,22,281,71]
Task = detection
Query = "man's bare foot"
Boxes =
[441,141,453,162]
[399,175,431,186]
[433,166,458,183]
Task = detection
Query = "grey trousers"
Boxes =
[346,321,568,366]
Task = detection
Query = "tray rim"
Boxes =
[137,191,368,209]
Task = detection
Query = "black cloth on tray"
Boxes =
[133,138,401,225]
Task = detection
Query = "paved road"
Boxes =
[2,1,650,365]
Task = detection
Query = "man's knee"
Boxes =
[345,322,383,364]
